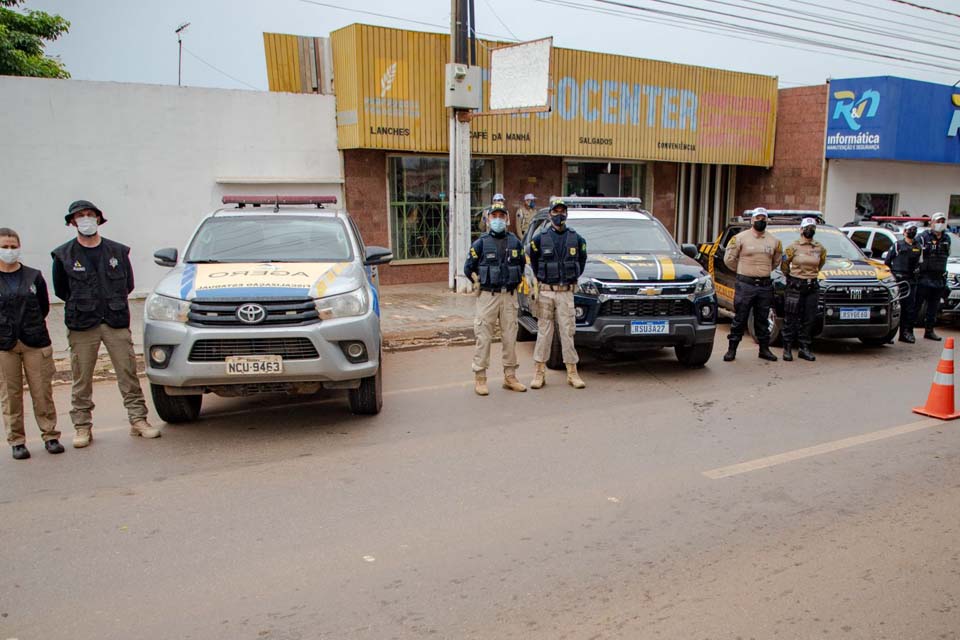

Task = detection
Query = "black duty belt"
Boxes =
[787,276,817,285]
[541,284,575,292]
[480,288,516,294]
[736,274,772,286]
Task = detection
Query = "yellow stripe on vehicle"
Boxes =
[598,257,634,280]
[657,256,676,280]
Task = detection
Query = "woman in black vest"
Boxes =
[0,228,62,460]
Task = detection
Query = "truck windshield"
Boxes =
[569,219,676,254]
[185,216,353,263]
[770,228,865,260]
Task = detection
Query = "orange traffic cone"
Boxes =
[913,337,960,420]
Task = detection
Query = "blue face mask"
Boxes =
[489,218,507,233]
[550,213,567,227]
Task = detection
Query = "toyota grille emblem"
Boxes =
[236,303,267,324]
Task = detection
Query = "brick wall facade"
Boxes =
[735,85,828,214]
[502,155,564,215]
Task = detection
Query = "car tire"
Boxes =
[150,384,202,424]
[517,311,536,342]
[349,356,383,415]
[675,342,713,368]
[546,322,565,370]
[747,307,782,346]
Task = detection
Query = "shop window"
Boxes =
[854,193,897,222]
[388,156,497,261]
[564,162,646,199]
[950,195,960,218]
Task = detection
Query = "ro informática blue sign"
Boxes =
[825,76,960,164]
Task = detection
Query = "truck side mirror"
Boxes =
[681,244,698,259]
[153,248,178,267]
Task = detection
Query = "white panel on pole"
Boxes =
[488,37,552,111]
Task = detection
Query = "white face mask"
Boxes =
[0,248,20,265]
[76,217,99,236]
[934,222,946,233]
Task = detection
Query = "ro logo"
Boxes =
[832,89,880,131]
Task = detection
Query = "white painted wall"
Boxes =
[0,77,342,297]
[824,159,960,227]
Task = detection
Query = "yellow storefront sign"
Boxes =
[266,25,779,166]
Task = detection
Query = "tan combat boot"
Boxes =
[73,427,92,448]
[474,371,489,396]
[502,369,527,392]
[530,362,546,389]
[566,363,586,389]
[130,419,161,439]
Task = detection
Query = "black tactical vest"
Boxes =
[919,231,951,276]
[0,266,51,351]
[477,234,524,290]
[52,238,132,331]
[536,227,583,285]
[888,240,921,277]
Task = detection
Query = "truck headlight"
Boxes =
[316,288,369,320]
[576,279,600,296]
[145,293,190,323]
[695,276,715,295]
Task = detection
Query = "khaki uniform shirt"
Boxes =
[783,237,826,280]
[723,229,783,277]
[515,206,535,238]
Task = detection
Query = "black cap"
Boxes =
[65,200,106,225]
[550,201,567,213]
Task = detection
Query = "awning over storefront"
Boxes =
[264,25,779,167]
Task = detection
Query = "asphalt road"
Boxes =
[2,326,960,639]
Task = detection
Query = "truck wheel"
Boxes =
[349,358,383,415]
[546,322,565,370]
[675,342,713,368]
[747,307,782,346]
[150,384,202,424]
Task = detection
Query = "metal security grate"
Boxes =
[188,338,319,362]
[598,299,693,317]
[189,299,319,327]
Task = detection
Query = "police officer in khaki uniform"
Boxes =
[527,200,588,389]
[464,205,527,396]
[781,217,826,362]
[515,193,537,239]
[52,200,160,448]
[723,208,783,362]
[0,228,62,460]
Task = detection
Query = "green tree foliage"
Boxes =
[0,0,70,78]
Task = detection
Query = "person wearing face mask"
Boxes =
[526,200,588,390]
[480,193,507,230]
[51,200,160,448]
[781,218,827,362]
[722,208,784,362]
[884,221,922,343]
[0,228,62,460]
[463,206,527,396]
[515,193,537,238]
[916,212,952,341]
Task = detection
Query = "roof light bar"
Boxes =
[221,195,338,209]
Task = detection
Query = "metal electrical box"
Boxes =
[444,63,483,110]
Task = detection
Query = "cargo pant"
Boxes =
[533,288,579,365]
[0,341,59,446]
[782,279,818,348]
[916,276,945,330]
[68,324,148,429]
[472,291,519,374]
[893,274,917,333]
[729,276,774,346]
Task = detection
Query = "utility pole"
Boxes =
[448,0,474,293]
[175,22,190,86]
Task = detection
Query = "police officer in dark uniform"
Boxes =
[884,221,922,343]
[464,205,527,396]
[917,212,951,341]
[527,200,588,390]
[52,200,160,448]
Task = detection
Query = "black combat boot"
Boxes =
[924,328,942,341]
[899,329,916,344]
[782,343,794,361]
[798,346,816,361]
[723,340,738,362]
[757,343,778,361]
[11,445,30,460]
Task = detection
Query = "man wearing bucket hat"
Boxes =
[515,193,537,238]
[884,221,922,343]
[916,212,952,341]
[781,217,827,361]
[51,200,160,448]
[722,207,783,362]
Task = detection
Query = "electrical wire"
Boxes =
[888,0,960,19]
[482,0,522,41]
[181,47,260,90]
[781,0,960,41]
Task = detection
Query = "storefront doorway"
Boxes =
[563,161,646,199]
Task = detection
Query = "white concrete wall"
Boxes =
[0,77,342,297]
[824,159,960,227]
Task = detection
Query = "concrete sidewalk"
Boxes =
[47,282,478,379]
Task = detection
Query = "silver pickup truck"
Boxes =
[143,196,392,422]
